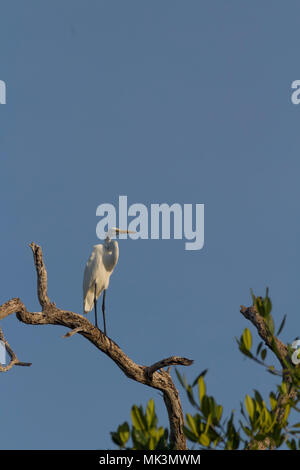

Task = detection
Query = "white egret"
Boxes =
[83,228,134,335]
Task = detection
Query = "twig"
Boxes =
[29,242,50,309]
[145,356,194,379]
[62,327,85,338]
[0,326,32,372]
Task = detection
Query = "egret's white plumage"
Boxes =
[83,239,119,313]
[83,227,133,334]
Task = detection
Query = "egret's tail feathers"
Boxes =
[83,289,95,314]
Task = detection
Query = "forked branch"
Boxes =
[0,326,32,372]
[0,243,192,450]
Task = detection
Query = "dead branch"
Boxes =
[145,356,194,379]
[62,327,85,338]
[0,242,192,450]
[0,326,32,372]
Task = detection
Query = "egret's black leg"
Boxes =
[102,289,107,336]
[94,283,98,328]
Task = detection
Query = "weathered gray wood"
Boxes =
[0,242,192,450]
[0,325,32,372]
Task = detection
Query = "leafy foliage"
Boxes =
[110,289,300,450]
[111,399,169,450]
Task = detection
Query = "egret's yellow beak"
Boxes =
[112,227,136,234]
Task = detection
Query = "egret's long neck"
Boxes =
[104,238,119,272]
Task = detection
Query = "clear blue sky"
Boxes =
[1,1,300,449]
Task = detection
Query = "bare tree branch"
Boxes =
[145,357,194,379]
[0,326,31,372]
[29,242,51,309]
[0,242,192,450]
[62,327,85,338]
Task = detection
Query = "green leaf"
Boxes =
[175,368,188,390]
[269,394,277,411]
[250,288,256,305]
[256,341,263,356]
[119,422,130,445]
[276,314,287,336]
[110,432,123,447]
[216,405,223,422]
[175,368,185,388]
[242,328,252,351]
[199,433,210,447]
[146,399,155,429]
[149,436,156,450]
[201,396,210,417]
[287,439,297,450]
[204,414,212,434]
[110,422,130,448]
[192,369,208,387]
[194,413,203,435]
[245,395,255,420]
[156,427,165,441]
[261,348,267,361]
[198,376,206,405]
[186,385,197,408]
[186,413,198,437]
[283,404,291,423]
[236,335,254,359]
[263,290,272,316]
[240,423,252,437]
[265,287,269,297]
[208,396,217,418]
[156,428,169,450]
[265,313,275,335]
[254,390,263,405]
[183,425,199,443]
[267,366,276,375]
[255,296,265,316]
[132,428,148,450]
[131,405,146,431]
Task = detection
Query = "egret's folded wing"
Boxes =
[83,246,101,299]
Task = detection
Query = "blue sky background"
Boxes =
[1,1,300,449]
